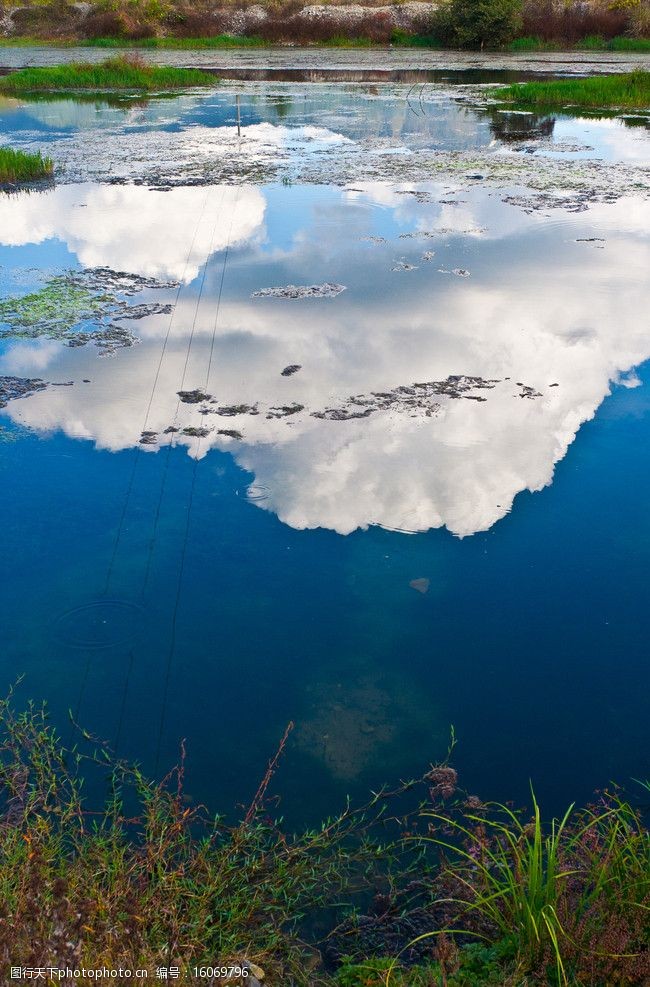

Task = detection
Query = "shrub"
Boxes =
[434,0,523,49]
[163,8,229,38]
[257,11,394,44]
[8,1,81,38]
[81,9,156,39]
[522,0,630,42]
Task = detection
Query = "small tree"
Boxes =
[439,0,523,49]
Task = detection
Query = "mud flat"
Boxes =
[0,45,649,75]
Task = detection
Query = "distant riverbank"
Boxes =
[1,0,649,51]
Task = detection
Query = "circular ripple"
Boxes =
[246,483,270,503]
[54,600,144,650]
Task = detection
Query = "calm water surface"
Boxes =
[1,70,649,822]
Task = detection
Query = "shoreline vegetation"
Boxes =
[0,56,216,92]
[1,58,648,111]
[0,0,648,51]
[0,146,53,183]
[0,695,648,986]
[1,33,649,51]
[496,69,650,109]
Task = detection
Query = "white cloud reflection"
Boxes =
[1,183,649,537]
[0,183,266,282]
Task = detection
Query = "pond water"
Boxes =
[1,59,649,823]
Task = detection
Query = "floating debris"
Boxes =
[422,251,436,262]
[252,283,346,299]
[68,268,178,295]
[178,389,212,404]
[167,374,542,432]
[313,376,499,420]
[409,578,430,595]
[312,406,376,421]
[266,403,305,419]
[359,235,387,244]
[576,237,605,248]
[0,375,48,408]
[391,261,418,272]
[398,231,437,240]
[182,426,211,438]
[212,403,258,416]
[82,324,138,356]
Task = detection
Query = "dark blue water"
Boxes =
[1,79,649,824]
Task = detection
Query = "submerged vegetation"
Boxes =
[0,56,216,93]
[496,70,650,110]
[0,695,647,985]
[0,146,53,184]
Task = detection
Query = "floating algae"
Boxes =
[252,283,346,299]
[166,374,545,436]
[0,374,48,408]
[0,279,110,333]
[0,268,176,353]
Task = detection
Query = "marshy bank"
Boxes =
[496,68,650,109]
[0,696,648,986]
[0,55,217,91]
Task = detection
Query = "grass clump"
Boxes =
[495,70,650,110]
[335,941,516,985]
[605,34,650,52]
[0,56,216,94]
[422,785,650,985]
[508,33,650,52]
[83,33,267,48]
[0,146,53,184]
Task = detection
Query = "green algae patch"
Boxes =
[0,56,216,94]
[0,279,110,333]
[0,269,176,354]
[0,146,53,184]
[496,70,650,110]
